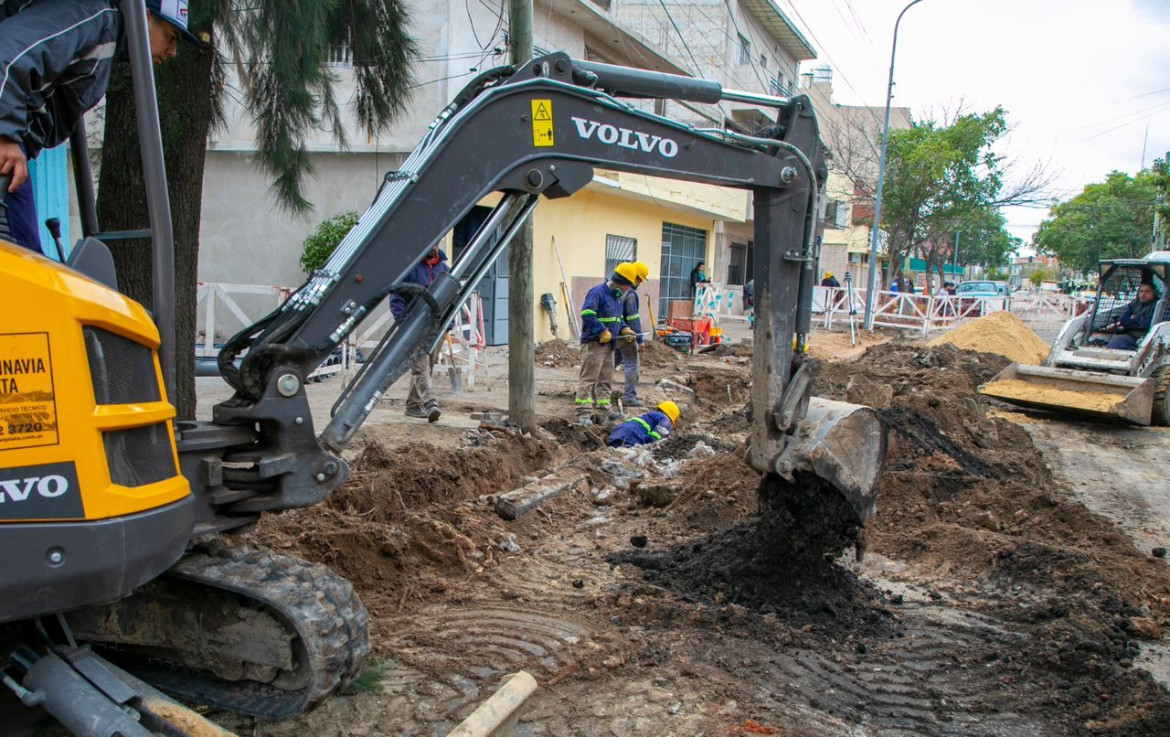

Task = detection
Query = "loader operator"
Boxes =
[576,268,633,425]
[389,244,449,422]
[1107,282,1160,350]
[0,0,196,254]
[613,261,649,407]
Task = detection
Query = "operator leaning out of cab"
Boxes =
[0,0,199,253]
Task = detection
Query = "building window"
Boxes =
[727,242,748,285]
[659,222,708,317]
[605,234,637,276]
[736,35,751,66]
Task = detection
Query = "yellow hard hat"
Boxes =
[631,261,651,284]
[613,262,639,286]
[657,400,680,424]
[824,271,834,278]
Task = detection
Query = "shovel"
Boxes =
[445,332,464,395]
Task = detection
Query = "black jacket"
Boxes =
[1,0,122,159]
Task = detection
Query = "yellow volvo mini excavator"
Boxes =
[1,3,886,734]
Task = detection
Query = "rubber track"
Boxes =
[131,543,371,721]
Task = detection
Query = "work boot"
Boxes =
[404,405,428,419]
[426,402,441,423]
[576,414,594,427]
[624,397,644,407]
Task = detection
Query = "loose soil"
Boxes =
[534,338,580,369]
[982,377,1130,414]
[227,336,1170,735]
[927,310,1052,364]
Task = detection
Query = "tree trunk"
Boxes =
[96,44,216,420]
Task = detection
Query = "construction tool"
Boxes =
[445,331,464,395]
[980,252,1169,425]
[540,292,560,337]
[845,272,856,347]
[552,236,579,340]
[645,298,656,342]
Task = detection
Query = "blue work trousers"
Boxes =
[613,341,640,400]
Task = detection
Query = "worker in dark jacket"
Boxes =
[389,245,449,421]
[1107,282,1160,350]
[607,401,679,447]
[613,261,649,407]
[0,0,194,254]
[576,270,631,425]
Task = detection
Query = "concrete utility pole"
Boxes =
[507,0,537,432]
[863,0,927,331]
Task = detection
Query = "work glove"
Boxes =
[599,329,612,344]
[620,327,637,344]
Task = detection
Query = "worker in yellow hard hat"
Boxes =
[613,261,650,406]
[575,267,633,425]
[820,271,840,288]
[607,400,679,447]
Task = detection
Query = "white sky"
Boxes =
[776,0,1170,247]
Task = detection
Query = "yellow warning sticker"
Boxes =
[0,333,59,451]
[531,99,554,147]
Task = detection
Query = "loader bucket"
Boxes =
[979,363,1156,425]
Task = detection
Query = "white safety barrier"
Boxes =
[812,286,1078,339]
[196,281,487,384]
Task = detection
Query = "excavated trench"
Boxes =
[11,337,1169,736]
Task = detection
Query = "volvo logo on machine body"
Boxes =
[0,461,83,520]
[571,117,679,158]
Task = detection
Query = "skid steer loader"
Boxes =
[1,3,886,734]
[980,253,1170,424]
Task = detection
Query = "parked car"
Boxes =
[954,280,1009,297]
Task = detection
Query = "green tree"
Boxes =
[1029,267,1053,287]
[301,211,360,272]
[1033,170,1158,275]
[96,1,417,416]
[954,210,1018,270]
[1153,157,1169,244]
[881,106,1047,291]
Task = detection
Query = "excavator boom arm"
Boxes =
[187,52,845,529]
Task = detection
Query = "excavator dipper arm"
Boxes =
[183,53,883,537]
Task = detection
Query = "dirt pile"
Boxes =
[815,342,1170,637]
[248,432,559,642]
[927,309,1051,364]
[612,341,1170,731]
[641,339,688,369]
[534,338,579,368]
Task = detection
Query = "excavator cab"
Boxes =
[981,253,1170,425]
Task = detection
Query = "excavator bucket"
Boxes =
[979,363,1156,425]
[750,396,886,557]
